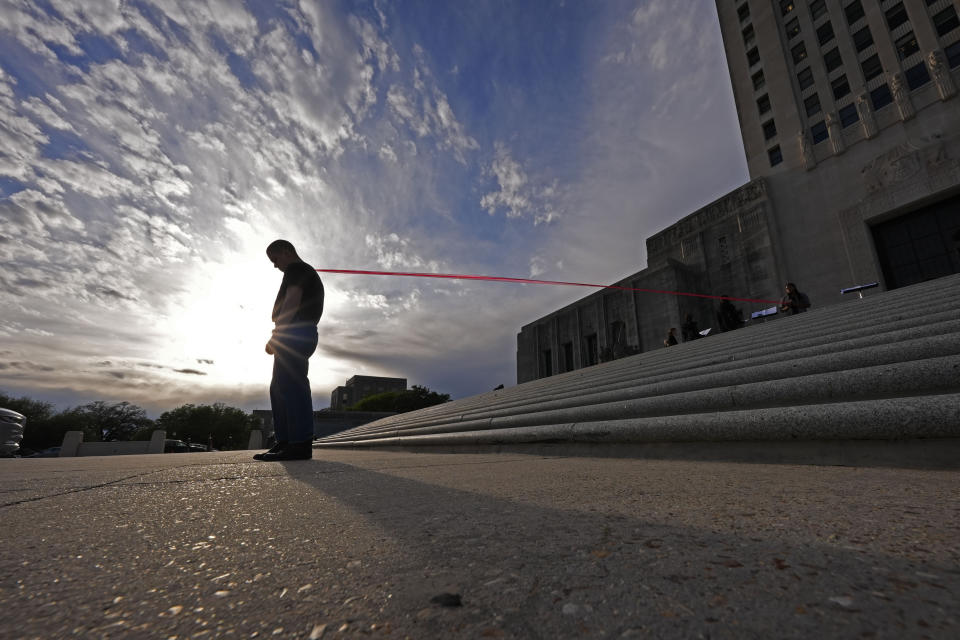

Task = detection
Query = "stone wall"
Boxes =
[516,179,776,384]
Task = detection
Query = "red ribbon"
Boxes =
[316,268,781,305]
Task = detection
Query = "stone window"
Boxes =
[947,41,960,68]
[904,61,930,90]
[762,119,777,140]
[817,21,835,46]
[804,92,822,117]
[885,3,909,31]
[737,3,750,23]
[933,7,959,37]
[609,321,626,348]
[747,46,761,66]
[757,93,771,115]
[740,209,761,229]
[792,41,808,64]
[780,0,795,17]
[824,47,843,71]
[870,83,893,110]
[844,0,865,26]
[832,74,850,99]
[811,120,828,144]
[839,102,859,127]
[752,69,766,90]
[853,26,873,52]
[797,66,814,90]
[742,24,756,47]
[786,17,801,39]
[583,334,598,367]
[895,32,919,60]
[810,0,827,22]
[718,236,731,264]
[861,54,883,81]
[768,145,783,166]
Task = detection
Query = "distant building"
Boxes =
[329,375,408,410]
[518,0,960,383]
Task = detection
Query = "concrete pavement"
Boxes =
[1,449,957,638]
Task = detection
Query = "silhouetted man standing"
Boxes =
[254,240,324,461]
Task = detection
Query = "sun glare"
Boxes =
[153,255,276,386]
[154,247,345,399]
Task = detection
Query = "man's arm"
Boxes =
[274,285,303,327]
[265,285,303,354]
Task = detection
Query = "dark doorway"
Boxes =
[872,193,960,289]
[541,349,552,377]
[583,334,598,367]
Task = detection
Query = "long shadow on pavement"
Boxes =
[278,456,958,639]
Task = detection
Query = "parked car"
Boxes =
[164,439,190,453]
[165,439,216,453]
[0,407,26,457]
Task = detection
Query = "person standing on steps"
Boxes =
[254,239,324,462]
[780,282,811,315]
[681,313,700,342]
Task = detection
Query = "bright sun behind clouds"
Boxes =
[155,253,277,387]
[154,242,345,400]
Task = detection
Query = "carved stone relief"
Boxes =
[646,180,768,262]
[860,142,953,194]
[798,129,816,170]
[862,143,922,193]
[890,72,915,121]
[928,50,957,100]
[826,111,844,156]
[856,92,878,139]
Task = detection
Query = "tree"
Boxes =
[349,385,450,413]
[65,401,154,442]
[0,392,55,424]
[0,393,153,449]
[0,391,68,451]
[156,403,260,450]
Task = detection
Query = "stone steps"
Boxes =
[316,273,960,451]
[335,284,960,431]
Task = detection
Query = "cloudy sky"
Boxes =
[0,0,748,416]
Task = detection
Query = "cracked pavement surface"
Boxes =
[1,449,958,638]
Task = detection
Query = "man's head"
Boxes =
[266,239,300,272]
[785,282,797,294]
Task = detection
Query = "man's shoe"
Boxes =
[257,441,312,461]
[253,442,287,461]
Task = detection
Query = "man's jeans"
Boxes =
[270,325,318,444]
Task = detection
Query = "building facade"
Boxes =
[329,375,408,410]
[517,0,960,384]
[723,0,960,297]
